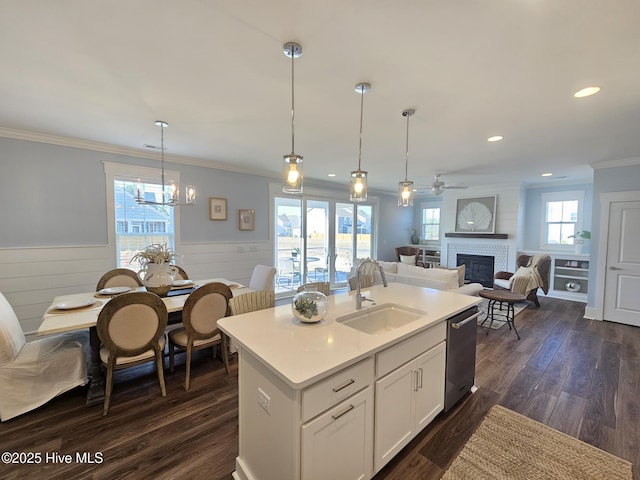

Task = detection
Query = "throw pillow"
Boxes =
[436,265,466,287]
[399,254,416,265]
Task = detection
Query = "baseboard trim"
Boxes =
[584,306,602,320]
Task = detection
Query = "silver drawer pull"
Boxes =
[418,368,423,389]
[332,378,355,392]
[452,312,480,329]
[331,404,355,420]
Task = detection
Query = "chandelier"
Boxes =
[135,120,195,207]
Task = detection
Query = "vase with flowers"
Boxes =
[568,231,590,254]
[131,243,178,296]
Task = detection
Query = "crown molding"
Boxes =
[590,156,640,169]
[0,126,277,179]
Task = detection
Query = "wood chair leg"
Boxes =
[155,349,167,397]
[185,344,192,391]
[221,335,230,375]
[103,361,114,416]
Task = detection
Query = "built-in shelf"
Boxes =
[521,252,589,302]
[445,233,509,239]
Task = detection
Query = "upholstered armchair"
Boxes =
[395,246,424,267]
[494,254,551,307]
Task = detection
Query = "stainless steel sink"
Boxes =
[336,304,426,335]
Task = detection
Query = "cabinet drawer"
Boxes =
[376,322,446,378]
[302,357,374,422]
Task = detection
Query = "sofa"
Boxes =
[352,259,483,296]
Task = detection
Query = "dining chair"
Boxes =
[248,265,277,291]
[0,292,88,421]
[297,282,331,296]
[97,292,168,416]
[229,290,275,316]
[168,282,233,390]
[348,274,375,292]
[96,268,143,291]
[228,290,275,355]
[172,265,189,280]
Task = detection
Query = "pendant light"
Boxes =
[136,121,195,207]
[350,82,370,202]
[282,42,303,194]
[398,109,415,207]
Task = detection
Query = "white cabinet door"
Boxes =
[374,361,415,473]
[414,342,446,431]
[301,386,373,480]
[374,341,446,474]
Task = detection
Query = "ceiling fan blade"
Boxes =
[443,185,468,190]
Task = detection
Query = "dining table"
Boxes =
[37,278,252,406]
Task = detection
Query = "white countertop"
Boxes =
[218,283,480,389]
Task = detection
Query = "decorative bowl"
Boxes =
[292,287,328,323]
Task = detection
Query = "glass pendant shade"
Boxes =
[283,154,303,193]
[350,169,368,201]
[398,180,414,207]
[282,42,304,194]
[350,83,370,202]
[398,108,415,207]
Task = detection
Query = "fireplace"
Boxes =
[457,254,495,288]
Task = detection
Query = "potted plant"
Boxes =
[131,243,178,295]
[291,247,301,258]
[568,231,590,254]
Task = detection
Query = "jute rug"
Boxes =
[442,405,632,480]
[476,298,528,330]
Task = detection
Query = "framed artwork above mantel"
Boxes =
[454,195,497,234]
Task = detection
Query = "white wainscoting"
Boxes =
[0,242,272,338]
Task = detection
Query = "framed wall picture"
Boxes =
[238,209,255,231]
[454,195,497,233]
[209,197,227,220]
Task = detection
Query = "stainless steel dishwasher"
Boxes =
[444,306,480,412]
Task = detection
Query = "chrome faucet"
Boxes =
[355,259,388,309]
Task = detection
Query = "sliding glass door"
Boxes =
[273,186,376,295]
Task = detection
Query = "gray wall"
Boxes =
[0,137,272,247]
[0,136,407,257]
[376,195,414,261]
[522,182,594,252]
[588,163,640,306]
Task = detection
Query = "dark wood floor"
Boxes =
[1,297,638,480]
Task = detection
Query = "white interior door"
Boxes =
[604,200,640,326]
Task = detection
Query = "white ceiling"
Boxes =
[1,1,639,194]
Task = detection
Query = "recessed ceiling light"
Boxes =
[541,173,553,177]
[327,173,336,177]
[487,135,503,142]
[574,86,600,98]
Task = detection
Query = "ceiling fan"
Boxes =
[429,174,468,196]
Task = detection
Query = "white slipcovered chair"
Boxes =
[248,265,277,291]
[0,292,88,421]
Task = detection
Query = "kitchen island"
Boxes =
[218,283,480,480]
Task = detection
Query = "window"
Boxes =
[541,190,584,250]
[421,206,440,241]
[104,162,181,270]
